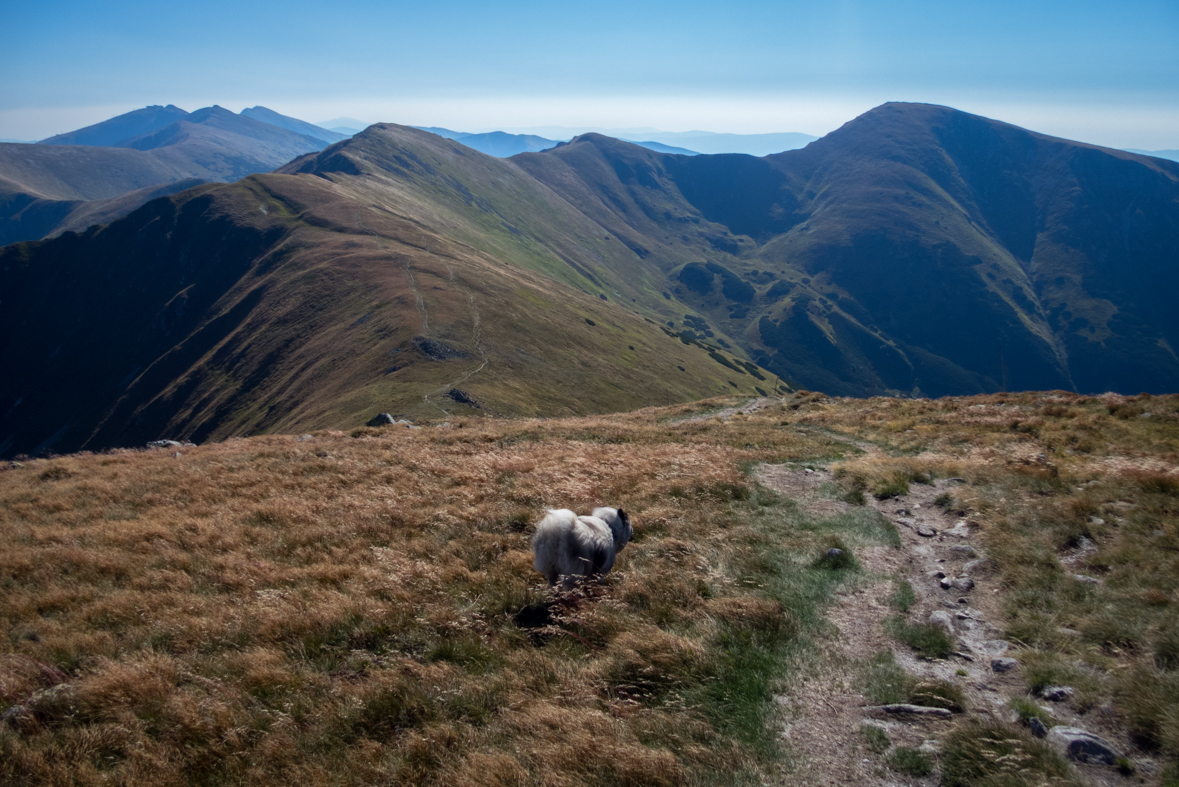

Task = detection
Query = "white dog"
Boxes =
[531,507,632,587]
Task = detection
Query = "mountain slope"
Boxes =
[0,125,774,457]
[514,104,1179,397]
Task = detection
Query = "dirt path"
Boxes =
[755,450,1022,786]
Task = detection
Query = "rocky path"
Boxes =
[756,440,1146,786]
[754,446,1031,785]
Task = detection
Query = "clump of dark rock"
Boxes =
[448,389,480,408]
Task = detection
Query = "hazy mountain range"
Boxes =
[415,127,699,158]
[0,107,824,246]
[2,101,1177,458]
[0,105,333,245]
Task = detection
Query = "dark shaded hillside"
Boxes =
[518,103,1179,397]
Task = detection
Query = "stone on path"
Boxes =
[1039,686,1074,702]
[946,521,973,538]
[874,704,953,717]
[983,639,1010,655]
[991,657,1019,673]
[917,526,937,537]
[1047,726,1122,765]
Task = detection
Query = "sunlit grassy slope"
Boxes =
[0,133,779,458]
[2,391,1177,785]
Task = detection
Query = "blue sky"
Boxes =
[2,0,1177,148]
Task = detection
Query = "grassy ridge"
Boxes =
[3,391,1178,785]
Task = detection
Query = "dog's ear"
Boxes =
[617,509,628,523]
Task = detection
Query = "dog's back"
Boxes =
[532,508,615,586]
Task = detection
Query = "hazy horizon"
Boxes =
[2,0,1176,149]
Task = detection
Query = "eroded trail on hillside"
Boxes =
[422,262,491,417]
[755,442,1022,787]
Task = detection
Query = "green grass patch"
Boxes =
[860,723,891,754]
[1009,697,1055,727]
[889,578,916,612]
[861,650,966,710]
[885,616,955,659]
[862,650,912,705]
[888,746,933,777]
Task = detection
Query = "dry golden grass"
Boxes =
[2,390,1178,785]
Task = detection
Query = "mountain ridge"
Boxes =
[3,102,1177,458]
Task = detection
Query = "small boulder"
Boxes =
[940,577,954,589]
[826,548,843,559]
[946,520,973,538]
[1028,717,1049,738]
[296,434,314,442]
[1039,686,1074,702]
[951,577,975,591]
[1073,574,1099,585]
[148,439,183,449]
[929,610,955,636]
[1047,726,1121,765]
[877,704,952,717]
[366,413,396,426]
[991,657,1020,673]
[983,639,1010,655]
[917,526,937,538]
[448,388,480,407]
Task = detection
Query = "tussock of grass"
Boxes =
[941,721,1077,787]
[909,679,966,712]
[1115,663,1179,756]
[811,537,859,571]
[885,616,955,659]
[871,474,911,500]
